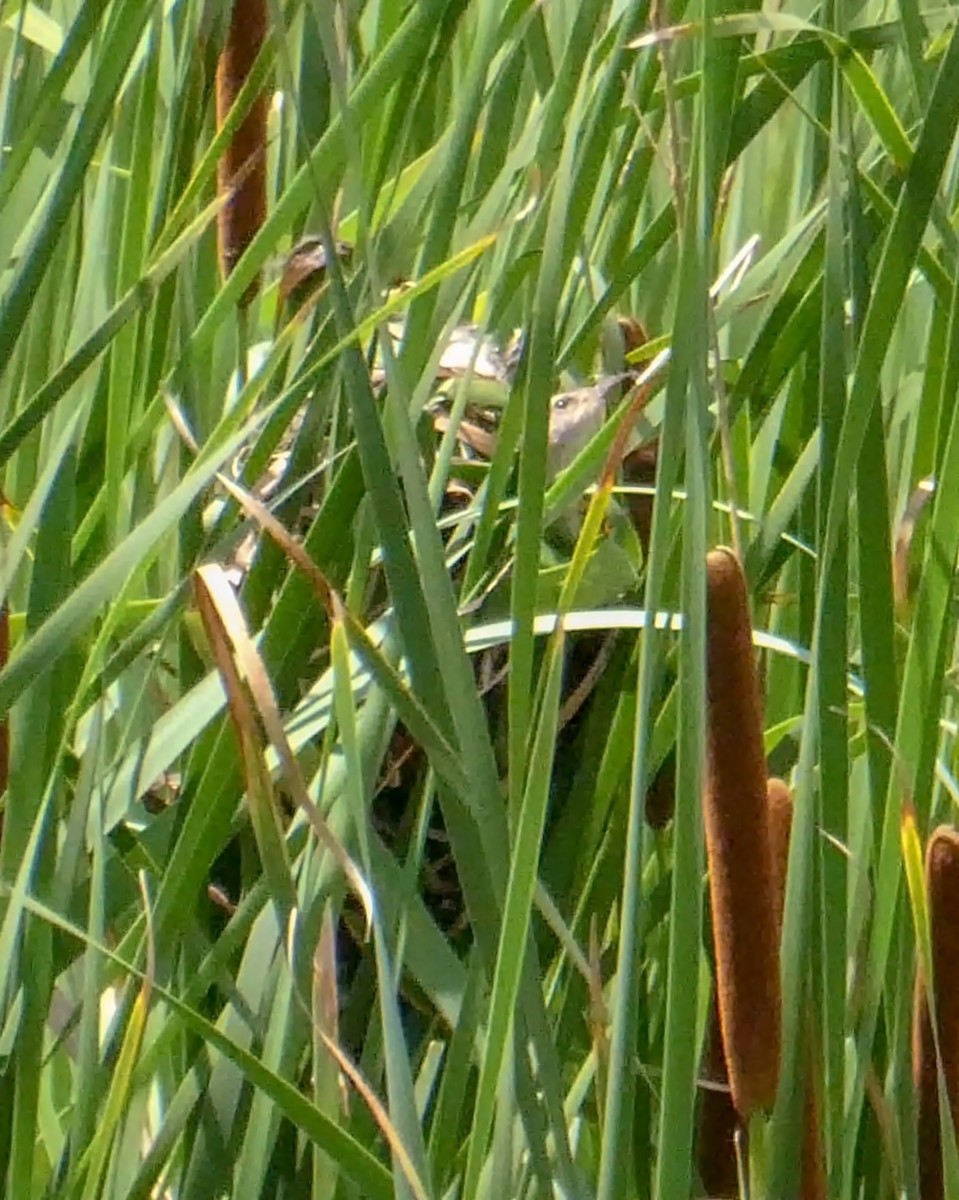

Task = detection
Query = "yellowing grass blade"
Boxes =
[194,562,372,929]
[319,1030,433,1200]
[901,803,931,1000]
[194,562,297,921]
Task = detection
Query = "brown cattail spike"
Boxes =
[697,776,825,1196]
[914,826,959,1200]
[765,778,826,1200]
[704,547,781,1120]
[216,0,268,307]
[766,776,793,929]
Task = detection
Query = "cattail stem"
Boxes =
[703,547,781,1120]
[914,826,959,1200]
[216,0,268,309]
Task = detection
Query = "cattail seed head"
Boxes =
[216,0,268,307]
[913,826,959,1200]
[704,547,781,1120]
[765,778,826,1200]
[766,776,793,928]
[697,776,826,1196]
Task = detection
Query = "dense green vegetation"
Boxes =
[2,1,959,1197]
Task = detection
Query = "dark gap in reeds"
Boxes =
[617,311,656,551]
[697,982,742,1198]
[216,0,268,308]
[645,745,674,830]
[617,434,673,831]
[913,826,959,1200]
[622,441,658,560]
[702,546,781,1121]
